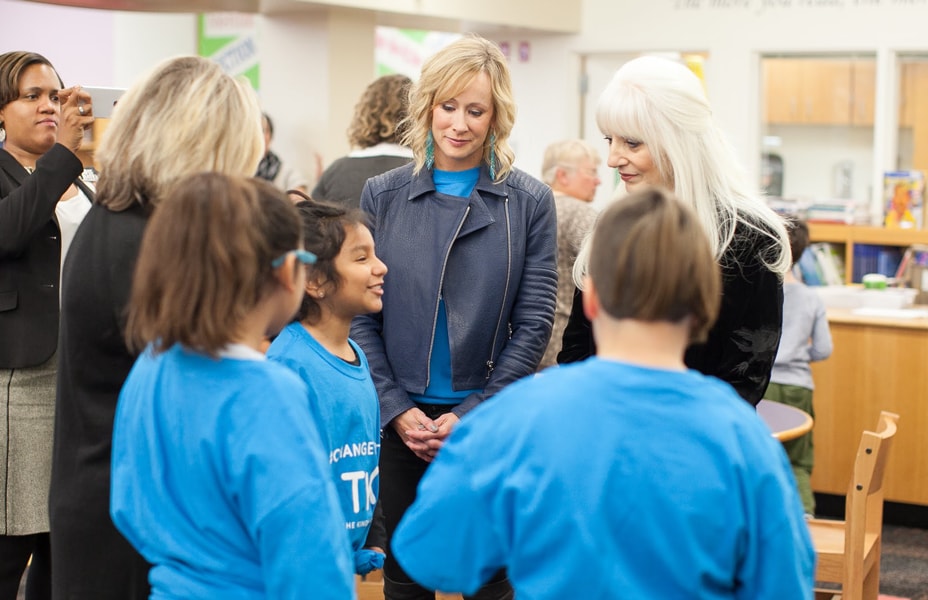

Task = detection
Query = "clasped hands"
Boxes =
[391,407,459,463]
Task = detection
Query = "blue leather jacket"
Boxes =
[351,163,557,428]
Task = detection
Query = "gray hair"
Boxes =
[541,139,600,186]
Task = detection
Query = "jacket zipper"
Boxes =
[487,197,512,379]
[425,205,471,388]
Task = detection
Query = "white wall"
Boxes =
[0,0,194,86]
[112,12,197,86]
[256,13,333,189]
[489,34,582,181]
[7,0,928,219]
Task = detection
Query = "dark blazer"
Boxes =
[0,144,90,368]
[558,223,784,407]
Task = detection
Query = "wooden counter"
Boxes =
[810,307,928,506]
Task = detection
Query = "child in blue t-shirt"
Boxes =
[267,195,388,575]
[767,217,833,515]
[110,173,354,600]
[391,187,815,599]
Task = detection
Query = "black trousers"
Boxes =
[380,425,513,600]
[0,533,50,600]
[49,507,150,600]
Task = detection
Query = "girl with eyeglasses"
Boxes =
[109,173,354,600]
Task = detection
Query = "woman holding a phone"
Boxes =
[0,50,93,600]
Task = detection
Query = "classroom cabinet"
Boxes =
[900,62,928,171]
[762,58,874,126]
[811,311,928,507]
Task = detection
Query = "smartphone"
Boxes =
[82,86,126,119]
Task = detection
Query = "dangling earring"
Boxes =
[488,132,497,180]
[425,131,435,170]
[0,126,5,144]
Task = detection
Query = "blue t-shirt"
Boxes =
[410,167,482,405]
[267,322,381,552]
[393,357,815,599]
[110,344,354,600]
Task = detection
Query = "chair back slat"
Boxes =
[843,412,899,580]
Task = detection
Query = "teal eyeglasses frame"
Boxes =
[271,249,317,268]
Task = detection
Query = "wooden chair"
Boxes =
[808,410,899,600]
[356,571,384,600]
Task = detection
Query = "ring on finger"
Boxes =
[78,105,85,115]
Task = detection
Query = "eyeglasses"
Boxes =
[271,249,317,268]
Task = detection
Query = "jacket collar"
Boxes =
[1,147,96,202]
[406,163,508,202]
[0,148,30,186]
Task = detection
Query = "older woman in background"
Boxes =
[49,55,265,600]
[312,73,413,207]
[0,50,93,600]
[536,139,601,370]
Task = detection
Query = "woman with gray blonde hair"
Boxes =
[351,34,557,600]
[559,55,790,406]
[537,139,601,370]
[49,55,264,600]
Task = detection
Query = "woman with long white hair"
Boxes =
[559,55,790,406]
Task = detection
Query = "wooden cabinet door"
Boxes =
[763,58,803,124]
[801,59,852,125]
[851,60,876,126]
[900,63,916,128]
[763,58,854,125]
[907,63,928,174]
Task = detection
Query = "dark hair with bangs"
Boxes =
[289,194,371,324]
[589,186,721,343]
[125,173,301,356]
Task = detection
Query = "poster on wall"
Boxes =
[198,13,259,90]
[375,27,461,79]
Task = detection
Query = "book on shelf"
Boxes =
[883,170,925,229]
[806,200,856,224]
[895,245,928,303]
[799,242,845,286]
[852,244,905,282]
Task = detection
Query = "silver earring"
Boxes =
[0,127,5,144]
[318,291,325,299]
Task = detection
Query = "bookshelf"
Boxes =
[808,222,928,284]
[75,118,110,168]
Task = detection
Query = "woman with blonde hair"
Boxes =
[559,55,790,406]
[351,34,557,600]
[49,55,264,600]
[312,73,413,207]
